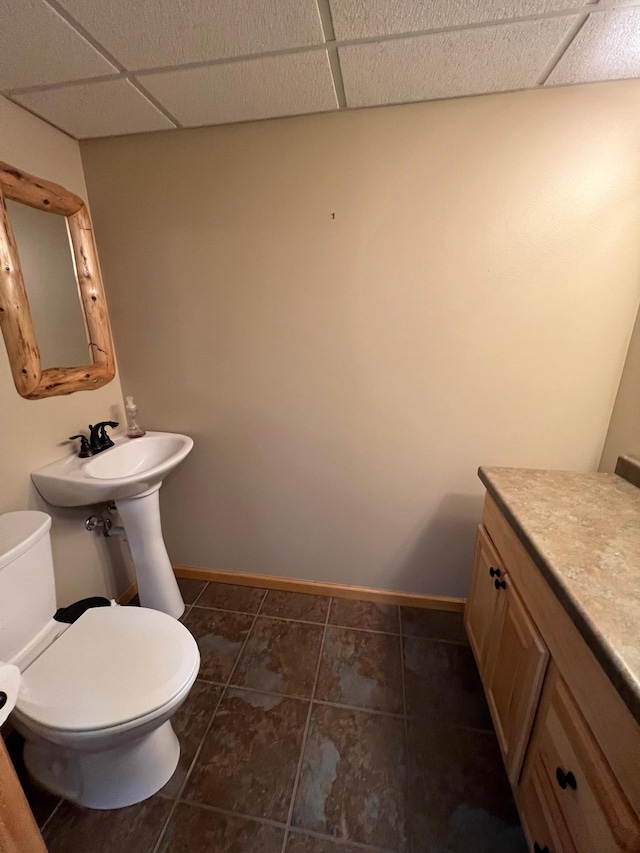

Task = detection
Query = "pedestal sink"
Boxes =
[32,432,193,619]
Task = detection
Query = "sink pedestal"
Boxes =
[116,488,184,619]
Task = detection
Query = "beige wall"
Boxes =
[82,80,640,598]
[0,95,129,605]
[600,302,640,472]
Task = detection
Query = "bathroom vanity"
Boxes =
[465,462,640,853]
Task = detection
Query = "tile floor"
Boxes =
[8,579,528,852]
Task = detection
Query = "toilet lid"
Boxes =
[16,606,200,732]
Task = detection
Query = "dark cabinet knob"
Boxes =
[489,567,501,578]
[494,578,507,590]
[556,767,577,790]
[533,843,550,853]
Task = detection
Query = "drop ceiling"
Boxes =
[1,0,640,139]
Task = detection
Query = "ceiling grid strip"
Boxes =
[37,0,182,127]
[536,12,592,86]
[3,0,640,138]
[316,0,347,108]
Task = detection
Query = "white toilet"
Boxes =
[0,510,200,810]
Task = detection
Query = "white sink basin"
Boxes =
[32,431,194,618]
[32,431,193,507]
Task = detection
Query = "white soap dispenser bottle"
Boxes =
[125,396,146,438]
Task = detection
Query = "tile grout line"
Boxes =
[151,588,269,853]
[192,674,409,720]
[191,676,407,719]
[158,799,396,853]
[279,597,333,853]
[170,799,288,830]
[189,580,209,608]
[398,606,412,853]
[287,823,399,853]
[39,798,62,837]
[188,603,403,636]
[256,587,269,616]
[307,697,405,720]
[403,633,470,647]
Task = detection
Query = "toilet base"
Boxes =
[24,720,180,809]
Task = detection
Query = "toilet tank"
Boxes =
[0,511,56,661]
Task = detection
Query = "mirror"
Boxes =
[5,199,89,367]
[0,161,115,399]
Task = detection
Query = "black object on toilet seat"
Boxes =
[53,597,111,624]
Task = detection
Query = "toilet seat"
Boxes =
[15,606,199,733]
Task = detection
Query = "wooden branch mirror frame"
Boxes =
[0,160,115,399]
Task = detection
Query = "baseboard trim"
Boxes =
[116,578,138,605]
[173,565,465,611]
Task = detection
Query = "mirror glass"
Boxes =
[6,199,89,367]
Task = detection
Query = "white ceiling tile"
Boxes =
[13,79,175,139]
[339,17,576,107]
[329,0,588,40]
[547,8,640,85]
[0,0,116,90]
[55,0,325,70]
[138,51,338,127]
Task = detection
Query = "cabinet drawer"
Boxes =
[519,663,640,853]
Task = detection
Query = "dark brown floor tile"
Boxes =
[197,582,265,613]
[159,681,223,798]
[315,627,403,714]
[43,796,172,853]
[184,607,254,682]
[329,599,399,634]
[286,831,368,852]
[177,577,207,604]
[400,607,468,644]
[407,721,527,853]
[403,636,492,729]
[231,617,324,697]
[184,688,309,822]
[293,704,407,850]
[5,732,60,828]
[261,589,330,623]
[157,802,285,853]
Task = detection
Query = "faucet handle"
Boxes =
[89,421,119,451]
[69,434,92,458]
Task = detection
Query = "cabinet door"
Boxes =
[484,576,549,784]
[517,758,576,853]
[519,663,640,853]
[464,524,504,676]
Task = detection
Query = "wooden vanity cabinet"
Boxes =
[520,662,638,853]
[465,524,549,783]
[466,499,640,853]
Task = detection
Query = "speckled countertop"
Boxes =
[478,461,640,724]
